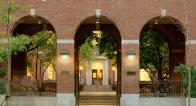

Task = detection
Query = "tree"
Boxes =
[0,34,31,94]
[0,0,23,95]
[79,39,94,70]
[175,64,196,97]
[98,32,117,66]
[27,30,56,81]
[140,30,169,81]
[0,0,20,72]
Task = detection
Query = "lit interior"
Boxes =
[92,62,103,70]
[140,69,151,81]
[45,64,56,80]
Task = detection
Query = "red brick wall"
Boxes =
[1,0,195,94]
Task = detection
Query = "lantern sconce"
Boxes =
[60,51,70,59]
[127,50,136,60]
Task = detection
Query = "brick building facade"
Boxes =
[1,0,196,106]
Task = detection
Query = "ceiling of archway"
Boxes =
[147,17,179,25]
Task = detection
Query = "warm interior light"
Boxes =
[140,69,151,81]
[93,30,102,37]
[27,67,31,77]
[97,70,103,78]
[80,66,83,70]
[112,66,116,71]
[47,64,55,80]
[92,62,103,70]
[61,55,69,59]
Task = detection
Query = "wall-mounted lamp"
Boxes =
[60,51,70,59]
[127,50,136,60]
[112,66,117,71]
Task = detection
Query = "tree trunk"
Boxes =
[35,48,38,80]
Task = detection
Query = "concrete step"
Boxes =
[82,85,114,92]
[79,95,117,105]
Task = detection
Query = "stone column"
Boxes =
[103,59,109,85]
[86,70,92,85]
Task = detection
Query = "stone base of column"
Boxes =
[120,94,139,106]
[57,93,75,106]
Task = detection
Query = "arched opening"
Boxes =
[11,16,57,96]
[139,16,185,97]
[75,16,121,105]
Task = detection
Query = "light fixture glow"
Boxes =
[112,66,116,71]
[60,51,70,59]
[80,66,83,70]
[127,50,136,60]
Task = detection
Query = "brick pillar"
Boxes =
[120,40,140,106]
[56,43,75,106]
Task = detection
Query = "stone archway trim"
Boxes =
[121,39,139,45]
[57,39,74,44]
[186,40,196,45]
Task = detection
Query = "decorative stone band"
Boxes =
[121,39,139,45]
[186,40,196,45]
[2,39,196,45]
[0,39,75,44]
[57,39,74,44]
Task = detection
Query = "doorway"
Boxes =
[92,69,103,85]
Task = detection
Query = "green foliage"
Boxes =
[79,41,94,62]
[0,0,19,24]
[0,67,7,74]
[9,34,32,54]
[140,30,169,80]
[79,41,94,70]
[98,32,117,65]
[79,31,117,70]
[30,30,56,62]
[27,30,56,77]
[175,64,196,97]
[0,48,9,63]
[31,30,56,60]
[0,79,6,94]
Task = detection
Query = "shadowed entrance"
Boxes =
[75,16,121,105]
